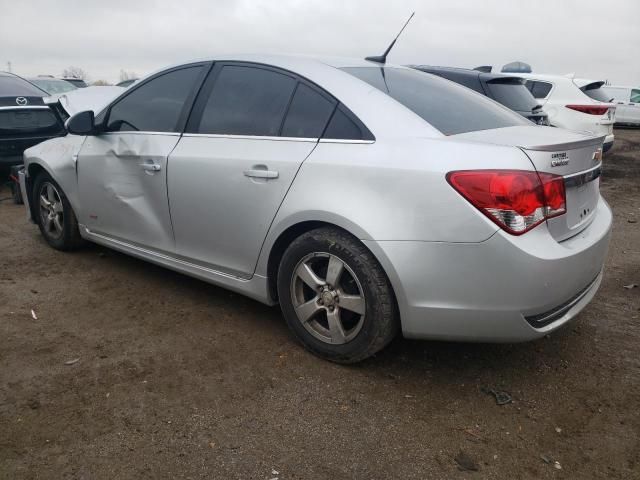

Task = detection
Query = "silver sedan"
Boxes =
[20,55,612,363]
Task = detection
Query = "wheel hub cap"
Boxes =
[321,289,337,308]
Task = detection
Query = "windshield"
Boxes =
[29,78,77,95]
[342,67,528,135]
[0,74,47,96]
[580,82,613,102]
[485,79,539,112]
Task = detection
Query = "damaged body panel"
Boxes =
[22,54,612,362]
[77,132,178,253]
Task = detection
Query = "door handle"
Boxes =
[140,162,162,172]
[243,169,279,179]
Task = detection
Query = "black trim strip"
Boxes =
[525,275,599,328]
[564,165,601,188]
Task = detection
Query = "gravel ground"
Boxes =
[1,128,639,479]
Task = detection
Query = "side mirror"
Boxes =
[66,110,96,135]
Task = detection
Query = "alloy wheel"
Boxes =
[39,182,64,239]
[290,252,366,345]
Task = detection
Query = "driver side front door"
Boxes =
[76,64,208,253]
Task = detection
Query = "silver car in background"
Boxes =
[20,55,612,363]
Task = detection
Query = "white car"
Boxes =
[518,74,616,153]
[603,85,640,126]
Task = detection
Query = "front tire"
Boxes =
[277,227,399,363]
[33,172,84,251]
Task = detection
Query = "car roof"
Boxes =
[102,54,443,140]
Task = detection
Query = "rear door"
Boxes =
[77,64,207,252]
[167,63,337,278]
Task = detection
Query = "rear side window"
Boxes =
[342,66,527,136]
[197,66,296,136]
[631,89,640,103]
[281,83,336,138]
[106,66,203,133]
[525,80,553,99]
[580,83,613,102]
[323,106,365,140]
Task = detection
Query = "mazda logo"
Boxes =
[16,97,28,106]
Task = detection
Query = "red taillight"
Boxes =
[566,104,609,116]
[447,170,566,235]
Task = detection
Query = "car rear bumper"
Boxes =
[603,134,614,153]
[364,196,612,342]
[0,154,23,166]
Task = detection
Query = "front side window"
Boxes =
[526,80,553,99]
[106,66,202,132]
[343,66,527,136]
[197,66,296,136]
[631,89,640,103]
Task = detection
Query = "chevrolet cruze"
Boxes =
[20,55,612,363]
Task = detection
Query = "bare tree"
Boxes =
[92,79,112,86]
[62,66,89,80]
[119,69,138,82]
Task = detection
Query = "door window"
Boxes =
[631,89,640,104]
[106,66,203,133]
[197,65,296,136]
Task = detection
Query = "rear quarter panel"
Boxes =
[255,136,534,275]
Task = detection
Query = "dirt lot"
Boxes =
[1,129,639,480]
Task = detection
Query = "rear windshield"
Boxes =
[485,79,539,113]
[0,109,62,135]
[29,79,77,95]
[0,74,47,96]
[341,67,528,135]
[580,83,613,102]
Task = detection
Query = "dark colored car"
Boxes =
[410,65,549,125]
[0,72,66,170]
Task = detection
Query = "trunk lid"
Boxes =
[452,125,604,241]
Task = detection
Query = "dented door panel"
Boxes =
[77,132,178,253]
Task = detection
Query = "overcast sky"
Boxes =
[1,0,638,85]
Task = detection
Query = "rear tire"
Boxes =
[33,172,84,251]
[277,227,399,363]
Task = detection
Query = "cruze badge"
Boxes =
[551,152,569,167]
[15,96,28,106]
